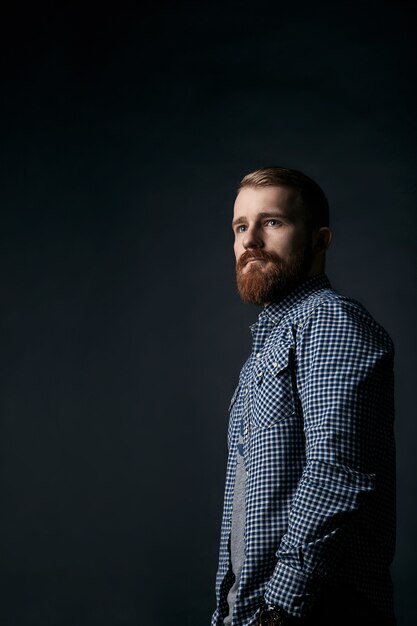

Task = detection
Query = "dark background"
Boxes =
[1,1,416,625]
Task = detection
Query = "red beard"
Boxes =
[235,247,313,305]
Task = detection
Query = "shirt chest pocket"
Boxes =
[252,343,296,429]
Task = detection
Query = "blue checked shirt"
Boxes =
[211,273,396,625]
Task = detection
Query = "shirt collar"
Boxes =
[260,272,332,326]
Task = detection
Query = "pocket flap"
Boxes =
[267,343,292,374]
[255,342,292,383]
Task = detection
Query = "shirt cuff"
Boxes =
[263,562,322,618]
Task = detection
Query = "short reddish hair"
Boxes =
[237,166,329,230]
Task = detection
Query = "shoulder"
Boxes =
[294,288,394,355]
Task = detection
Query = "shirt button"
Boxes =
[273,362,278,368]
[256,352,261,358]
[257,371,262,377]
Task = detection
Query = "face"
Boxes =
[232,185,316,305]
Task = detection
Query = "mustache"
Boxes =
[236,249,282,271]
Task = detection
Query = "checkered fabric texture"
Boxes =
[211,273,396,626]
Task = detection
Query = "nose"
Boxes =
[243,225,263,250]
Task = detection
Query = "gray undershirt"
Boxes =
[223,418,247,625]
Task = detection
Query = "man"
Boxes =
[211,167,396,626]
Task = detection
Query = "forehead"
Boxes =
[233,185,302,221]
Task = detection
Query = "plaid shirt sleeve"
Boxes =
[263,298,395,617]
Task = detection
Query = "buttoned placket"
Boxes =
[242,311,276,475]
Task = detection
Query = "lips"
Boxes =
[237,250,274,272]
[243,254,270,267]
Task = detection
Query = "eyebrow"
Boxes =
[232,211,291,229]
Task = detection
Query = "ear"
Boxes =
[312,227,333,254]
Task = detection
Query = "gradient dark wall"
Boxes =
[1,2,416,625]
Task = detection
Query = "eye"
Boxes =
[236,224,247,233]
[265,219,281,227]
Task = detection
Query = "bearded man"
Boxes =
[210,167,396,626]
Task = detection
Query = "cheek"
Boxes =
[233,240,241,260]
[269,231,306,256]
[265,232,292,254]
